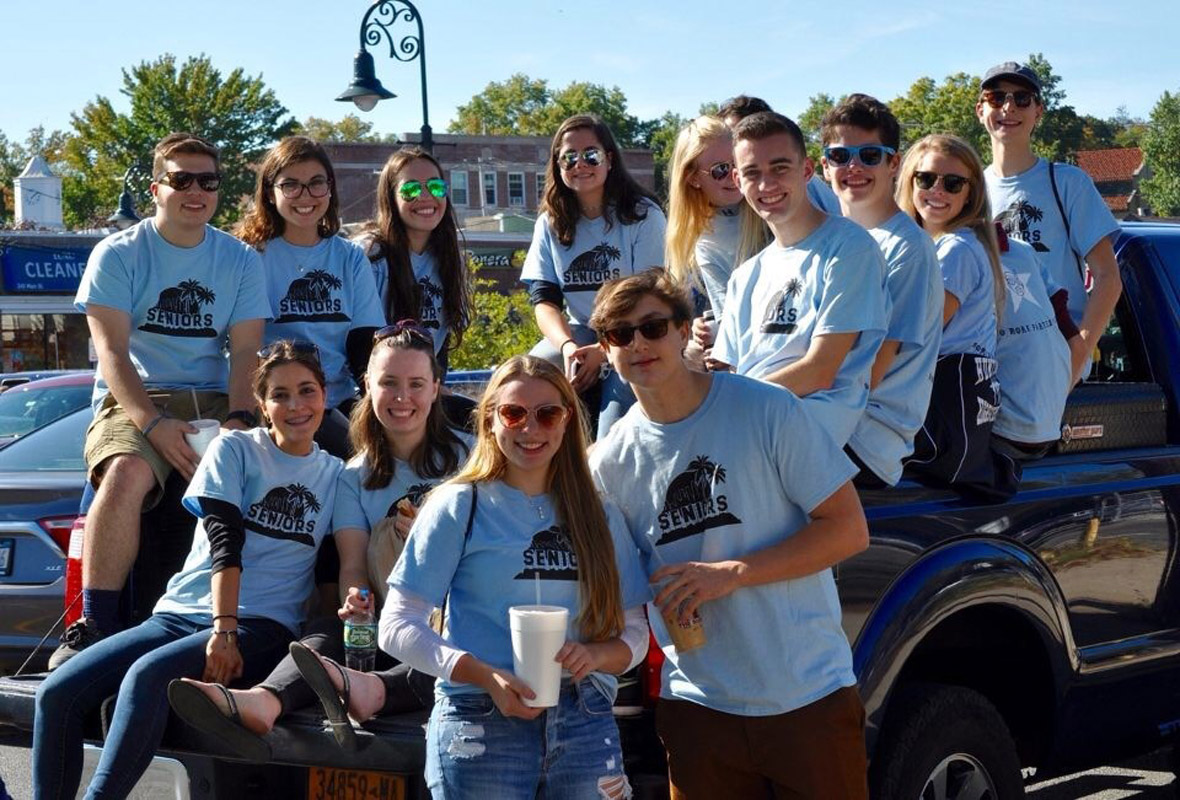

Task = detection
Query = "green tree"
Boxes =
[1024,53,1084,162]
[449,74,552,137]
[61,54,296,228]
[642,111,687,202]
[797,93,838,163]
[0,127,70,224]
[448,259,540,370]
[296,114,397,143]
[891,73,990,158]
[1141,90,1180,216]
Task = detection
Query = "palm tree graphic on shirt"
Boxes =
[139,279,218,337]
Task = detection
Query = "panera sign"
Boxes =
[468,248,525,270]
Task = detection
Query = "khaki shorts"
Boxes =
[84,390,230,510]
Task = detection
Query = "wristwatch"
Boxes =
[225,410,258,428]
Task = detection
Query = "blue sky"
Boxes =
[4,0,1179,143]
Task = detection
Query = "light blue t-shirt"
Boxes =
[936,231,998,358]
[154,428,344,635]
[388,480,650,701]
[995,238,1072,443]
[520,199,667,326]
[712,214,888,446]
[986,158,1119,325]
[848,212,944,485]
[807,175,842,216]
[372,248,452,358]
[695,205,742,318]
[75,219,271,410]
[260,235,385,409]
[589,372,857,716]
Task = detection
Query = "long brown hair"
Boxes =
[666,116,732,292]
[349,327,465,490]
[236,136,340,247]
[363,147,472,352]
[897,134,1005,322]
[450,356,623,641]
[541,114,659,248]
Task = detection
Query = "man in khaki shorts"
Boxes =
[51,132,271,668]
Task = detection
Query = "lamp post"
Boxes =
[337,0,433,152]
[106,166,146,231]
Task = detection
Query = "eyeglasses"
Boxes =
[980,89,1038,109]
[496,403,570,430]
[275,177,332,199]
[558,147,605,171]
[398,178,448,201]
[913,171,970,195]
[698,161,734,181]
[258,340,321,361]
[156,171,222,192]
[822,145,897,168]
[374,319,433,346]
[600,316,677,348]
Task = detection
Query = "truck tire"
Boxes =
[871,682,1023,800]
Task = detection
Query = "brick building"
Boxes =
[1075,147,1150,218]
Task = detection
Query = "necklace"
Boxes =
[527,494,547,521]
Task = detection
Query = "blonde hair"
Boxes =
[666,116,732,292]
[897,134,1005,322]
[450,356,623,641]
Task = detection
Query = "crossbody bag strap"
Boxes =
[437,484,478,632]
[1048,160,1086,281]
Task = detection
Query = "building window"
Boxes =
[508,172,525,207]
[482,171,497,207]
[535,172,546,204]
[450,170,468,206]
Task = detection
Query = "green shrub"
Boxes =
[449,259,540,370]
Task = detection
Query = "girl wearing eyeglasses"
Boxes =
[377,355,649,798]
[35,342,343,798]
[521,114,667,438]
[237,136,386,457]
[168,325,471,755]
[897,134,1014,500]
[665,115,746,367]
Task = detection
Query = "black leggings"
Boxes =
[257,615,435,717]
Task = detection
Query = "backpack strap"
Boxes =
[438,484,478,632]
[1048,161,1086,281]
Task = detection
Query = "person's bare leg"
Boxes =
[318,653,387,721]
[82,455,156,590]
[179,680,283,736]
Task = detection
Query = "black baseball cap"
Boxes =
[981,62,1041,94]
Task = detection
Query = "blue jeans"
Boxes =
[33,612,291,800]
[425,681,629,799]
[529,325,635,440]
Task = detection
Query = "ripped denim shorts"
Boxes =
[425,680,631,799]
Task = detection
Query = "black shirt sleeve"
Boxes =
[347,326,378,389]
[198,497,246,575]
[527,280,564,308]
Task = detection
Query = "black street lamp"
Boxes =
[106,166,146,231]
[337,0,433,152]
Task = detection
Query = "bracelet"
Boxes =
[213,614,238,622]
[141,412,167,438]
[559,338,576,354]
[212,630,239,640]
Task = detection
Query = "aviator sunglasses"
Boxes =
[980,89,1038,109]
[600,316,676,348]
[558,147,606,171]
[496,403,571,430]
[257,340,321,361]
[398,178,448,202]
[156,171,222,192]
[823,145,897,167]
[699,161,734,182]
[913,171,970,195]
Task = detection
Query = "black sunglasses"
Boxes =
[600,317,677,348]
[258,340,320,361]
[913,171,970,195]
[980,89,1038,109]
[275,177,332,199]
[823,145,896,167]
[374,319,433,346]
[558,147,605,170]
[157,171,222,192]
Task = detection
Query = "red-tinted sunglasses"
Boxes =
[496,403,570,430]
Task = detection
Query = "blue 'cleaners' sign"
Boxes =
[0,244,92,293]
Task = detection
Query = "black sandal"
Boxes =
[167,679,272,763]
[289,641,358,751]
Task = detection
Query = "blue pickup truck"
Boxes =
[2,221,1180,799]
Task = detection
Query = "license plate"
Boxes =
[0,538,12,577]
[308,767,405,800]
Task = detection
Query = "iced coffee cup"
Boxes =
[185,419,220,459]
[658,587,706,654]
[509,605,569,707]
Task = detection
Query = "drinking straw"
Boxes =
[534,572,541,606]
[191,388,201,420]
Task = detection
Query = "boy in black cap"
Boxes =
[977,61,1120,383]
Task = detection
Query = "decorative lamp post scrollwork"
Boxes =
[336,0,433,152]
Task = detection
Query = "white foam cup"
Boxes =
[185,419,221,459]
[509,604,569,708]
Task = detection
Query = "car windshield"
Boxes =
[0,384,92,438]
[0,408,89,472]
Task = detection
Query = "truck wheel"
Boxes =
[871,682,1023,800]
